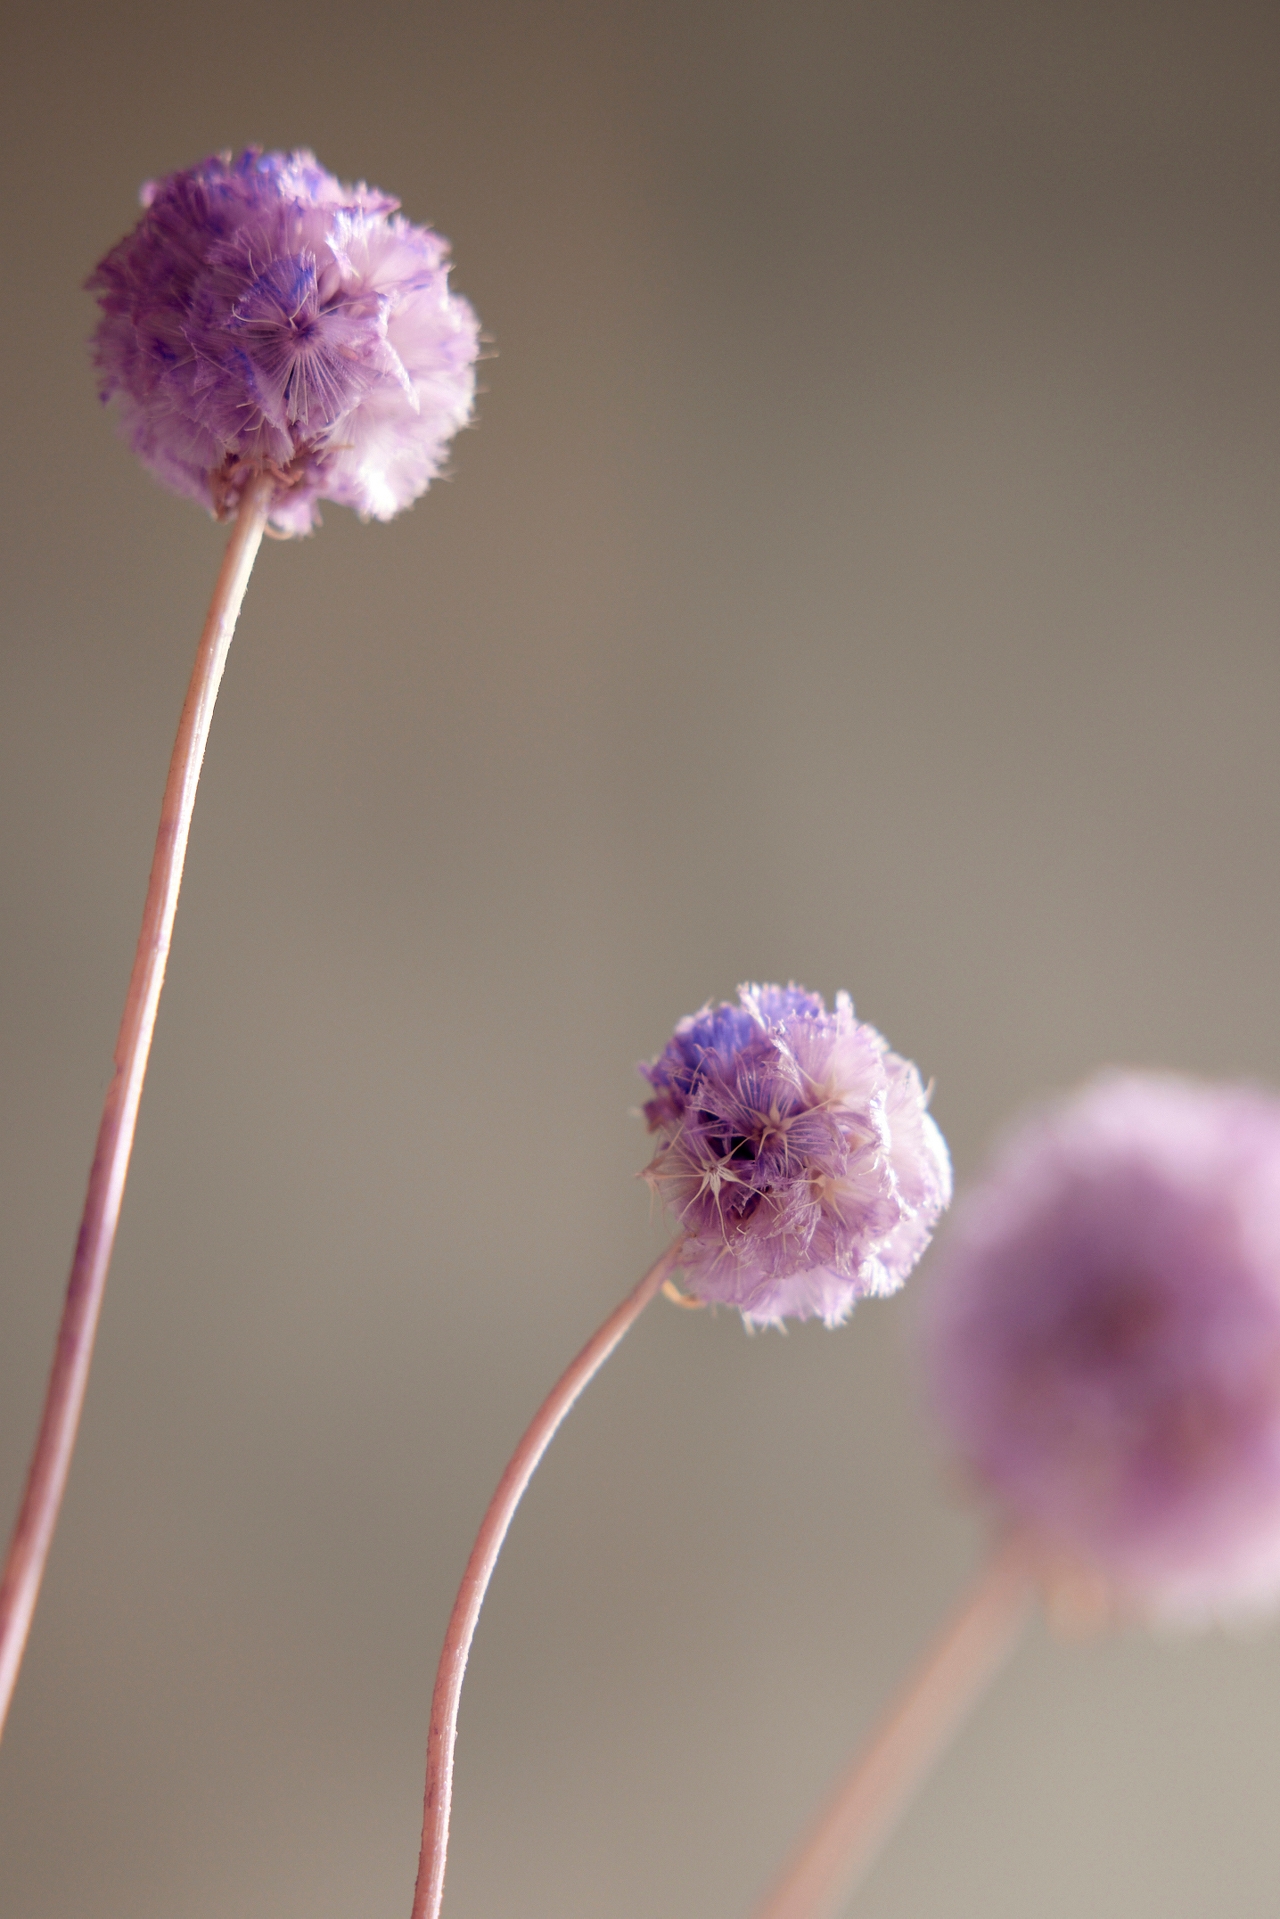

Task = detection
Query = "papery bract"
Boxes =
[924,1073,1280,1619]
[89,148,479,534]
[640,983,951,1328]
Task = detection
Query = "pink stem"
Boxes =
[0,477,273,1740]
[411,1237,685,1919]
[749,1534,1034,1919]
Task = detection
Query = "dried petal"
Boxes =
[641,984,951,1327]
[924,1074,1280,1619]
[88,148,479,533]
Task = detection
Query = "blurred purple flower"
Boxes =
[88,148,479,534]
[640,983,951,1328]
[924,1073,1280,1619]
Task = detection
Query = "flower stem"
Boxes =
[0,476,273,1741]
[749,1534,1034,1919]
[411,1237,685,1919]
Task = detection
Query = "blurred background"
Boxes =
[3,1,1280,1913]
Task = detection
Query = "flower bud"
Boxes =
[925,1073,1280,1618]
[641,983,951,1327]
[89,148,480,534]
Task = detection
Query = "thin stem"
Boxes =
[0,476,273,1741]
[749,1534,1034,1919]
[411,1237,685,1919]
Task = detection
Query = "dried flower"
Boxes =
[640,983,951,1328]
[924,1073,1280,1619]
[88,148,479,534]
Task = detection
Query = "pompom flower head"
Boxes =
[640,983,951,1328]
[88,148,479,534]
[925,1073,1280,1619]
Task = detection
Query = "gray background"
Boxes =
[3,2,1280,1914]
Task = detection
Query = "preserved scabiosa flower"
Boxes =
[88,147,479,533]
[415,992,946,1919]
[640,983,951,1327]
[925,1073,1280,1618]
[0,147,480,1746]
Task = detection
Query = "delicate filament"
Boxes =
[749,1535,1033,1919]
[0,476,273,1741]
[411,1239,684,1919]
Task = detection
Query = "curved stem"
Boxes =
[750,1534,1034,1919]
[411,1237,684,1919]
[0,476,273,1741]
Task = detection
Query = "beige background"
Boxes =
[3,2,1280,1914]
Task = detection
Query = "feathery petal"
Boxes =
[924,1073,1280,1619]
[640,983,951,1327]
[88,148,480,533]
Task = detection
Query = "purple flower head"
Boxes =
[88,149,480,534]
[924,1073,1280,1620]
[640,983,951,1328]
